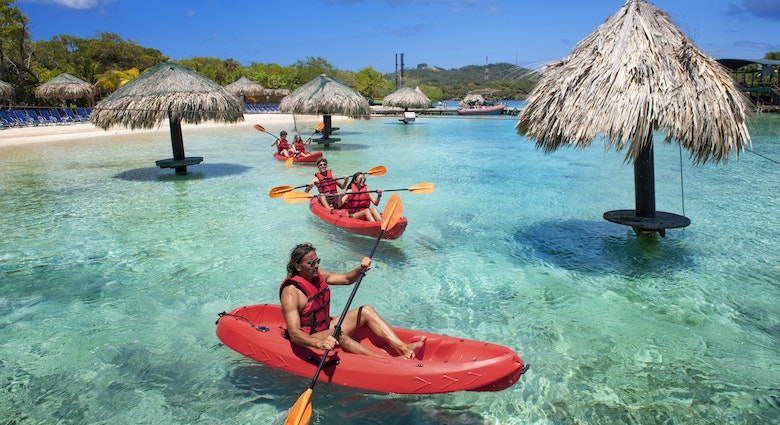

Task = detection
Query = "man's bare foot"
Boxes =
[399,336,426,359]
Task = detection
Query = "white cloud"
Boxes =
[21,0,109,10]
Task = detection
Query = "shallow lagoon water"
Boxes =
[1,113,779,424]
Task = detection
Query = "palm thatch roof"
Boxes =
[224,76,268,98]
[91,62,243,173]
[516,0,752,165]
[91,62,243,130]
[0,79,12,101]
[279,74,369,118]
[34,73,95,101]
[383,87,431,109]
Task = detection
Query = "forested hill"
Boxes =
[384,62,541,100]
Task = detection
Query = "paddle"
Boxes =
[268,165,387,198]
[253,123,278,139]
[281,182,434,204]
[284,194,403,425]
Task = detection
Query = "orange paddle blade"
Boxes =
[366,165,387,176]
[285,388,313,425]
[316,122,325,132]
[284,157,295,166]
[408,182,435,194]
[282,191,315,204]
[380,194,403,231]
[254,124,265,132]
[269,185,294,198]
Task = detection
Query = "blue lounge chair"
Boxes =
[38,109,55,125]
[24,109,45,126]
[13,110,32,126]
[64,108,81,122]
[76,108,90,121]
[50,109,70,124]
[0,110,20,127]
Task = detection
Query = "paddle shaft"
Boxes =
[304,229,385,391]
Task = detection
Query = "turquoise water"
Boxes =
[1,113,779,424]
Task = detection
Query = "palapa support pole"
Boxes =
[322,114,333,139]
[169,113,187,174]
[634,135,656,218]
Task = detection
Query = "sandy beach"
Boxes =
[0,113,354,147]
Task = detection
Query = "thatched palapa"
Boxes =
[91,62,244,173]
[280,74,369,140]
[383,87,431,109]
[224,76,268,100]
[515,0,752,235]
[34,73,95,103]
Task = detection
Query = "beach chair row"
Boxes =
[0,108,92,128]
[243,103,280,114]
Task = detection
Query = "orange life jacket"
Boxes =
[279,273,331,334]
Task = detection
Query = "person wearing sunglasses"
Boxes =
[270,130,293,158]
[305,158,348,211]
[280,243,425,358]
[339,172,383,222]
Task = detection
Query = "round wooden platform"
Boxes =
[603,210,690,237]
[155,157,204,169]
[312,137,341,147]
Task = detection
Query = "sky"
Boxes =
[16,0,780,74]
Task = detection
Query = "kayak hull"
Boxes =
[309,198,407,240]
[274,151,323,163]
[216,304,526,394]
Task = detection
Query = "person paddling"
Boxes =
[271,130,292,157]
[280,243,425,358]
[305,158,348,211]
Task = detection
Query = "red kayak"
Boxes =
[309,198,407,239]
[216,304,527,394]
[273,151,323,163]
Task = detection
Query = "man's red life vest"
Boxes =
[280,273,331,334]
[346,183,371,213]
[315,170,338,194]
[277,139,290,153]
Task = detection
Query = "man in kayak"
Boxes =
[305,158,348,211]
[280,243,425,358]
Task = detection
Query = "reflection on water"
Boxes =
[1,114,779,424]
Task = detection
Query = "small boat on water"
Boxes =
[457,104,505,115]
[309,197,407,239]
[216,304,527,394]
[273,151,323,163]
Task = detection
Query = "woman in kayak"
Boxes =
[270,130,292,157]
[280,243,425,358]
[291,133,312,157]
[305,158,348,211]
[339,172,382,222]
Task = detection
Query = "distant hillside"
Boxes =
[384,63,540,100]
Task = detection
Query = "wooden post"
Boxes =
[634,135,656,218]
[169,113,187,174]
[322,114,332,139]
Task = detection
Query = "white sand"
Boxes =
[0,113,353,147]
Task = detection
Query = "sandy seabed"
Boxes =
[0,113,354,147]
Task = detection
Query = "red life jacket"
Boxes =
[315,170,338,194]
[279,273,331,334]
[293,140,307,153]
[346,183,371,213]
[277,139,290,153]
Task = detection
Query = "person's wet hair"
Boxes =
[287,243,316,276]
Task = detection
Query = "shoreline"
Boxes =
[0,113,353,147]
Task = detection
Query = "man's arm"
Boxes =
[280,285,335,350]
[322,257,371,286]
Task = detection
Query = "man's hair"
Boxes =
[287,243,315,276]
